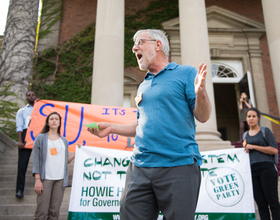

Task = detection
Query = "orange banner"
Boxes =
[25,100,137,152]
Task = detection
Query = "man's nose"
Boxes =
[132,44,139,53]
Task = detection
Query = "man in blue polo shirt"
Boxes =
[15,90,37,198]
[88,29,211,220]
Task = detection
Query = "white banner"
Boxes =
[68,147,255,220]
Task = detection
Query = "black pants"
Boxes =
[252,166,280,220]
[16,129,32,193]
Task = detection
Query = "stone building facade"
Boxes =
[37,0,280,148]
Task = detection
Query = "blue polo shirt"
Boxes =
[131,62,202,167]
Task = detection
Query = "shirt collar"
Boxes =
[164,62,178,70]
[144,62,178,79]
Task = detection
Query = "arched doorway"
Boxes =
[211,61,243,142]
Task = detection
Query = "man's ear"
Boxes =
[155,40,162,51]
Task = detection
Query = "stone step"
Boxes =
[0,195,37,205]
[0,165,74,175]
[0,186,72,195]
[0,154,31,161]
[0,204,36,216]
[0,164,32,171]
[0,188,72,218]
[0,204,69,219]
[0,158,19,165]
[0,180,73,190]
[0,147,17,152]
[0,188,71,205]
[0,214,68,220]
[0,150,20,157]
[0,168,33,176]
[1,174,73,182]
[0,188,35,196]
[0,181,35,189]
[0,150,18,157]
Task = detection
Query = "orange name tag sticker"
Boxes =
[50,148,57,155]
[242,139,247,148]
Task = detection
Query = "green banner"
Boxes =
[68,212,120,220]
[195,213,255,220]
[68,212,255,220]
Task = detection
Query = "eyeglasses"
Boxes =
[134,39,156,47]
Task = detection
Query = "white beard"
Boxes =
[137,49,156,70]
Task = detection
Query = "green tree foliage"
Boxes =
[0,83,20,140]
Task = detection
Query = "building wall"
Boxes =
[58,0,280,141]
[59,0,152,44]
[205,0,280,140]
[205,0,264,23]
[59,0,97,44]
[260,35,280,140]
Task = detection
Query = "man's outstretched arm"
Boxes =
[193,62,212,123]
[88,122,138,138]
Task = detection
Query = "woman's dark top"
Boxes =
[243,127,278,172]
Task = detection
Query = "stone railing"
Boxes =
[0,130,17,154]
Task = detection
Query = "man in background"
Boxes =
[15,90,37,198]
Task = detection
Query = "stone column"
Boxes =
[179,0,232,150]
[245,33,272,130]
[261,0,280,115]
[91,0,124,106]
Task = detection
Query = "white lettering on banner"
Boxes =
[112,215,163,220]
[195,215,209,220]
[112,215,120,220]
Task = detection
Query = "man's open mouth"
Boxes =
[137,54,142,60]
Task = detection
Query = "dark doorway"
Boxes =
[214,83,240,142]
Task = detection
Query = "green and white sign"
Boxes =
[68,147,255,220]
[196,148,255,220]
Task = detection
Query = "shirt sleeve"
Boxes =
[32,134,41,176]
[16,108,24,132]
[265,127,278,149]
